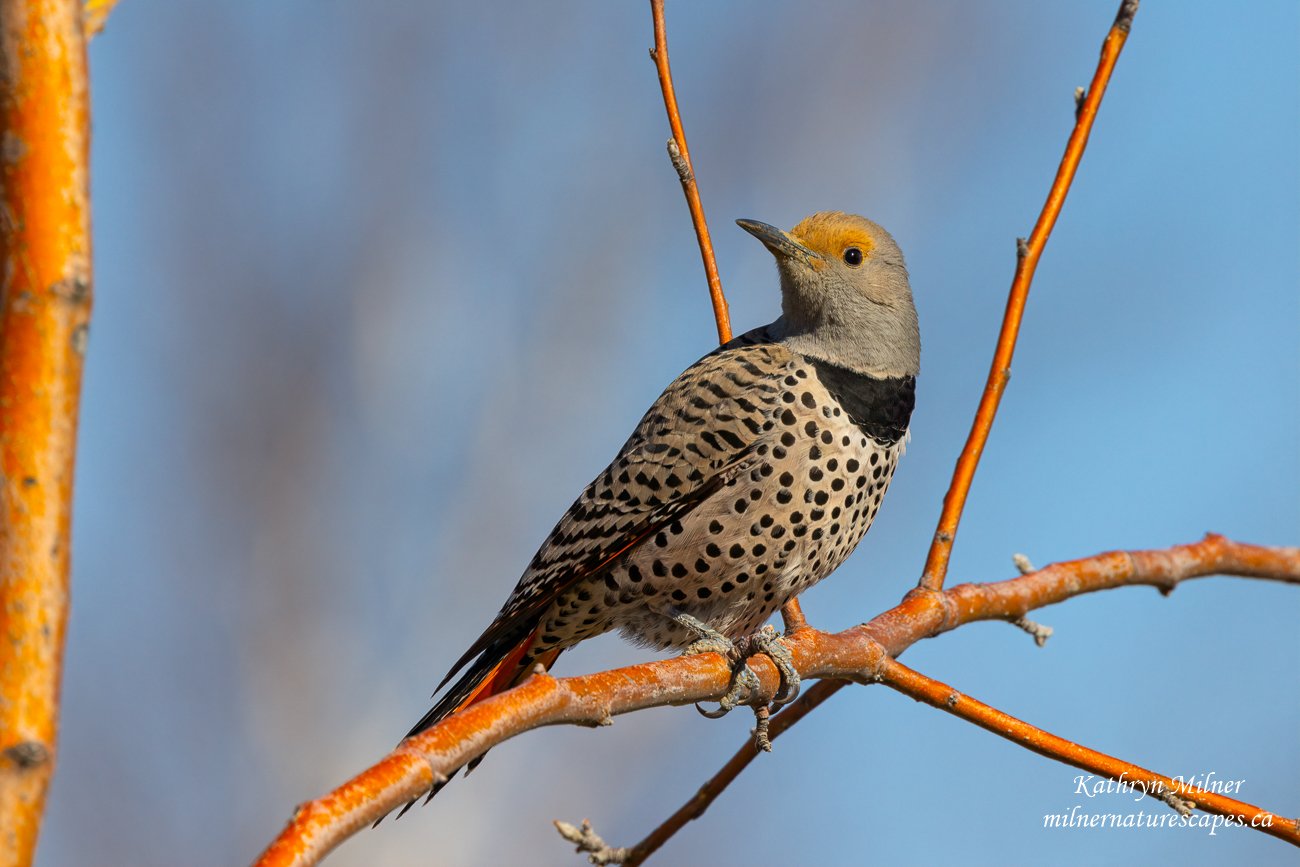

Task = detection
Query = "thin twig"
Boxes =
[649,0,731,343]
[555,819,631,865]
[779,599,808,634]
[612,679,840,866]
[1009,615,1053,647]
[0,0,95,862]
[918,0,1138,592]
[251,536,1300,865]
[876,657,1288,835]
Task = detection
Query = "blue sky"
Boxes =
[41,1,1297,864]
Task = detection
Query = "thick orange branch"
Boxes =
[253,536,1300,865]
[649,0,730,344]
[918,0,1137,592]
[0,0,93,864]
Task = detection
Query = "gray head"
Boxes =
[737,211,919,378]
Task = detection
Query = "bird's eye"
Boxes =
[843,247,863,266]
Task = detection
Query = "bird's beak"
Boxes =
[736,219,818,264]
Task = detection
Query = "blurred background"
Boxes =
[44,0,1297,864]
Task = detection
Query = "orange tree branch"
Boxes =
[0,0,94,864]
[573,534,1300,864]
[876,657,1297,845]
[778,598,807,634]
[82,0,120,36]
[918,0,1138,593]
[252,535,1300,866]
[649,0,730,343]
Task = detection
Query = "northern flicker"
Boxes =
[407,210,918,754]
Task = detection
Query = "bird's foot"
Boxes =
[668,611,801,720]
[743,624,801,708]
[681,622,761,719]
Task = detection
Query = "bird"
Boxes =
[404,210,918,794]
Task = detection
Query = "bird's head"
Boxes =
[738,211,919,378]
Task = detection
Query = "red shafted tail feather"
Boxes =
[451,636,563,719]
[404,626,562,740]
[384,631,563,820]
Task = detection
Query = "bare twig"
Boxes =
[779,598,808,634]
[876,657,1288,835]
[555,819,630,866]
[918,0,1138,592]
[251,536,1300,865]
[0,0,94,862]
[649,0,730,343]
[1009,616,1053,647]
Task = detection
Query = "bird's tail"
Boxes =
[384,627,561,821]
[405,625,553,739]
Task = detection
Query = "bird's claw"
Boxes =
[749,624,801,707]
[694,663,761,718]
[685,623,799,717]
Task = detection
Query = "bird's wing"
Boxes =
[434,335,792,692]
